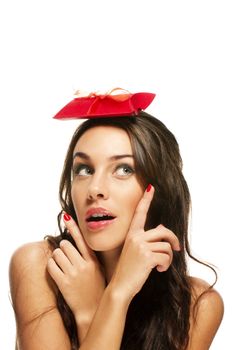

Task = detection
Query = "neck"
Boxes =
[97,246,122,283]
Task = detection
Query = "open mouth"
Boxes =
[86,213,116,231]
[86,214,116,222]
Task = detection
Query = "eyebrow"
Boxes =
[73,151,134,161]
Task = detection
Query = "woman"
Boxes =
[9,90,224,349]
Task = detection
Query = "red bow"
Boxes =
[53,88,155,120]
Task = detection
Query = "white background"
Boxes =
[0,0,232,348]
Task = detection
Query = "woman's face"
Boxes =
[71,126,144,252]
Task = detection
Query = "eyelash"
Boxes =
[73,164,93,176]
[115,164,135,176]
[72,163,135,177]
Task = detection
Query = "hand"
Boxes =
[110,185,180,302]
[47,215,106,324]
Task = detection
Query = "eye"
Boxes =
[115,164,135,177]
[73,164,93,176]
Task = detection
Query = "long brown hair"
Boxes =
[47,112,215,349]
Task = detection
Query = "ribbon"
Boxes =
[73,88,133,115]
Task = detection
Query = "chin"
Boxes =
[85,235,125,253]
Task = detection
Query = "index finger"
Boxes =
[129,184,155,233]
[63,213,94,260]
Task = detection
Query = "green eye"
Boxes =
[115,164,134,176]
[73,164,93,176]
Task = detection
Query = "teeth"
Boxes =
[87,212,115,222]
[91,213,107,218]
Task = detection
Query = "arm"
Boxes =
[50,186,179,350]
[187,277,224,350]
[47,216,106,344]
[49,236,130,350]
[79,285,130,350]
[9,241,71,350]
[47,216,128,348]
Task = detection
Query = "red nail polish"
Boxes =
[146,184,152,192]
[63,213,71,221]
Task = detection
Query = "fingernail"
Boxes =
[146,184,152,192]
[63,213,71,221]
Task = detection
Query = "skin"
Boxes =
[71,126,145,256]
[9,126,224,350]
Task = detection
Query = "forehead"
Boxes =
[74,126,132,156]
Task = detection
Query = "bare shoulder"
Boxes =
[9,240,52,285]
[9,240,57,317]
[187,276,224,349]
[9,241,72,348]
[10,240,52,266]
[189,276,224,313]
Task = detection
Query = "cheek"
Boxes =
[123,189,143,220]
[71,185,76,207]
[71,184,84,214]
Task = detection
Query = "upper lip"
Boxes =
[85,207,116,221]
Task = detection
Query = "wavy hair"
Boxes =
[47,112,216,349]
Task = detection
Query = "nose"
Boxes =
[87,173,109,201]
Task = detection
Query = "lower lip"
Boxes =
[86,218,116,231]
